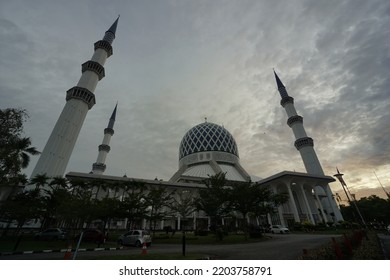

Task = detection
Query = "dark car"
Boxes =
[34,228,67,241]
[75,229,106,244]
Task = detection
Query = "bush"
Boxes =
[300,230,384,260]
[302,221,315,232]
[194,230,208,236]
[293,222,303,231]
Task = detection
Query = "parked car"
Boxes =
[118,230,152,247]
[34,228,67,240]
[75,229,106,244]
[387,224,390,234]
[270,225,290,234]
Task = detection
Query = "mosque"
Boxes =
[29,17,343,230]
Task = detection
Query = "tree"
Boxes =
[93,197,121,231]
[41,186,72,228]
[170,190,197,230]
[229,181,260,239]
[67,179,94,228]
[119,181,148,230]
[195,172,231,235]
[144,187,174,234]
[29,173,50,192]
[11,137,40,169]
[229,181,289,239]
[0,108,39,199]
[1,189,43,235]
[49,176,68,191]
[38,176,70,228]
[252,186,289,223]
[340,195,390,226]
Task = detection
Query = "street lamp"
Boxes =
[334,168,366,227]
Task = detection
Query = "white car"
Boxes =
[118,230,152,247]
[270,225,290,234]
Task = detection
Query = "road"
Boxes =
[0,233,340,260]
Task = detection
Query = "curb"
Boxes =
[0,246,124,256]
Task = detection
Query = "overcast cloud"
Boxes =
[1,0,389,200]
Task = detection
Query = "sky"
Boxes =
[1,0,389,201]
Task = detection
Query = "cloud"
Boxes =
[1,0,389,198]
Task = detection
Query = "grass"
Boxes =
[0,235,119,253]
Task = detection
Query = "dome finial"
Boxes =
[205,117,207,123]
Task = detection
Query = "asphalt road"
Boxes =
[0,233,341,260]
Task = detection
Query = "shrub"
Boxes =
[194,230,208,236]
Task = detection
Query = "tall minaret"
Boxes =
[91,103,117,174]
[31,17,119,179]
[273,70,343,221]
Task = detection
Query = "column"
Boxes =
[287,184,300,222]
[193,212,197,230]
[314,190,328,223]
[160,220,164,230]
[299,184,315,224]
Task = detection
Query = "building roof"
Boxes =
[257,170,336,186]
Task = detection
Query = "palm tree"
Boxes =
[14,137,40,169]
[49,176,68,191]
[29,173,50,192]
[90,178,108,200]
[1,137,39,186]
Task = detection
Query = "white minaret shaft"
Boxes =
[31,17,119,179]
[92,103,117,174]
[274,71,323,175]
[273,70,343,221]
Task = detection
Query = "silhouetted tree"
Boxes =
[195,172,231,238]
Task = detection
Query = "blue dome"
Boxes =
[179,122,239,159]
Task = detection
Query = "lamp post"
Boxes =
[334,168,366,227]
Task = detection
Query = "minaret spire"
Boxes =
[92,104,118,174]
[108,102,117,129]
[103,15,120,44]
[273,69,290,100]
[30,17,119,179]
[273,70,343,221]
[273,69,286,90]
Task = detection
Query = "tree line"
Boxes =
[0,172,289,239]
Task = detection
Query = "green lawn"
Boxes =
[0,235,119,253]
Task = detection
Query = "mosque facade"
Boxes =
[31,17,343,230]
